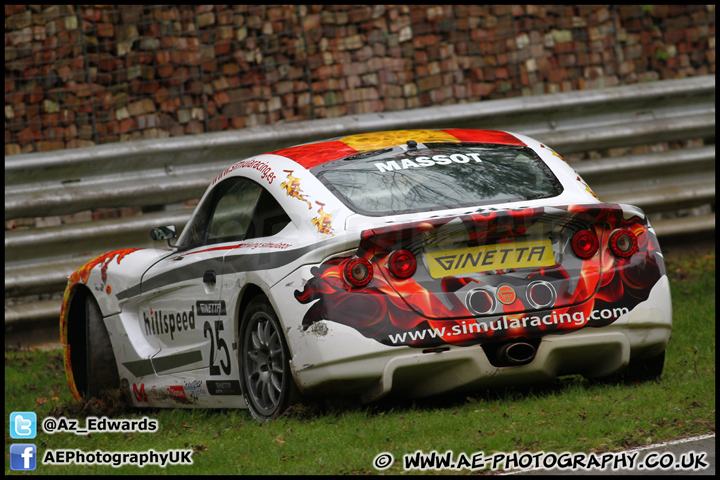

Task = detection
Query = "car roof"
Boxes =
[267,129,527,170]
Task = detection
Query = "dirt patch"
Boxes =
[48,388,132,419]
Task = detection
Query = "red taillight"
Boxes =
[609,229,638,258]
[388,249,417,279]
[572,230,598,259]
[343,257,373,287]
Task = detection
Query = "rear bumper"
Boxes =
[287,276,671,402]
[376,325,670,402]
[293,324,670,403]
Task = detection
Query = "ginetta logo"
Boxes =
[196,300,226,316]
[497,285,517,305]
[426,240,554,279]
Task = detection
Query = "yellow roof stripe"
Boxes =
[340,129,459,152]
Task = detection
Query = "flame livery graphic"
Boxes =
[61,247,140,402]
[295,204,664,348]
[69,248,141,286]
[576,175,600,200]
[311,201,334,235]
[280,170,313,209]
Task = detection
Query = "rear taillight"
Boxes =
[572,230,598,259]
[388,249,417,279]
[609,229,638,258]
[343,257,373,287]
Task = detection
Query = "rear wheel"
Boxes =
[589,350,666,384]
[619,350,665,382]
[84,293,120,397]
[239,296,298,421]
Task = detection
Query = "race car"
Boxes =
[60,129,672,421]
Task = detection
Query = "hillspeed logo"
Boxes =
[143,306,196,341]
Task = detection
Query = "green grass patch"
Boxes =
[5,252,714,474]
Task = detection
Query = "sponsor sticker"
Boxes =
[183,380,208,402]
[132,383,149,403]
[206,380,242,395]
[196,300,227,316]
[166,386,187,400]
[143,306,196,341]
[212,158,276,185]
[497,285,517,305]
[426,239,554,278]
[374,153,484,173]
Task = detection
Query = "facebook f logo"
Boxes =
[10,444,37,471]
[10,411,37,439]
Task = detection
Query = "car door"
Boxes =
[141,177,264,377]
[206,185,293,394]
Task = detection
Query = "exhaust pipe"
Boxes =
[498,342,536,365]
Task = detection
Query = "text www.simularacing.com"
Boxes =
[386,307,629,344]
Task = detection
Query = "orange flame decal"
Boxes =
[280,170,313,209]
[69,248,141,286]
[576,175,599,200]
[63,344,82,401]
[311,201,334,235]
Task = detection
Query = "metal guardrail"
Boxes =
[4,75,716,328]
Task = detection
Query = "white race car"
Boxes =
[60,129,672,421]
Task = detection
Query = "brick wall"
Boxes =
[4,4,716,156]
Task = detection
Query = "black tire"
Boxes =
[588,350,666,384]
[619,350,665,383]
[239,296,298,421]
[85,294,120,397]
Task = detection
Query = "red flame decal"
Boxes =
[295,205,664,347]
[69,248,142,286]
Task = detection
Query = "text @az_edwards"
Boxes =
[42,416,158,435]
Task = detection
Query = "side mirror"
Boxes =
[150,225,177,248]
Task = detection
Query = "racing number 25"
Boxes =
[204,320,231,375]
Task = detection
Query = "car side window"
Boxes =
[244,187,292,240]
[178,177,291,249]
[208,180,262,242]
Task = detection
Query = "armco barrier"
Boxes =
[4,75,716,329]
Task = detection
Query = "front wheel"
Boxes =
[85,292,120,397]
[239,296,298,421]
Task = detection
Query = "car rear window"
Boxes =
[312,143,564,216]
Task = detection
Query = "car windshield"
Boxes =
[313,143,563,216]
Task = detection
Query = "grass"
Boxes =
[5,251,714,474]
